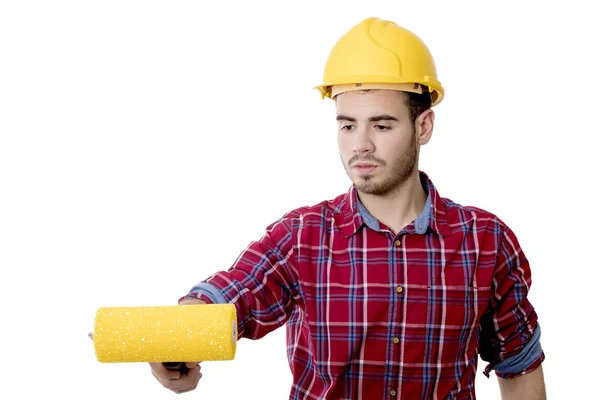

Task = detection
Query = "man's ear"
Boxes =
[416,109,435,145]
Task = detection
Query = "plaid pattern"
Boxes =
[188,171,543,399]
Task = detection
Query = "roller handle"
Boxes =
[162,362,190,374]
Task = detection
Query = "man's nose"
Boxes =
[352,128,375,153]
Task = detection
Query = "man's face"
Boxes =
[336,90,418,196]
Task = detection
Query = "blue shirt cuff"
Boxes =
[492,323,543,374]
[186,282,228,304]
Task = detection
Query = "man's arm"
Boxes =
[478,223,546,392]
[498,365,546,400]
[181,211,301,341]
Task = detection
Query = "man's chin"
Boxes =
[353,180,381,195]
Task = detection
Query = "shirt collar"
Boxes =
[338,170,451,238]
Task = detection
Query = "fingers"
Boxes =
[149,362,180,380]
[172,364,202,394]
[178,298,207,305]
[149,362,203,394]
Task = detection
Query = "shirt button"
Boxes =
[390,389,397,396]
[394,239,401,246]
[396,286,403,293]
[393,337,400,344]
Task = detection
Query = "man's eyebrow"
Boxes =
[335,114,399,122]
[336,115,356,122]
[368,114,399,122]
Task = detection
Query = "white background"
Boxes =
[1,1,598,399]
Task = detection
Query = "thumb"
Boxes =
[185,361,200,368]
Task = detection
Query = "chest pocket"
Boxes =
[404,283,488,365]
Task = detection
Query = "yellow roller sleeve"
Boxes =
[92,304,237,363]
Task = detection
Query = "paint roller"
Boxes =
[89,304,237,373]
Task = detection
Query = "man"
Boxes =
[150,17,546,399]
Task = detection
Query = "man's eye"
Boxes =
[374,125,391,131]
[341,125,354,131]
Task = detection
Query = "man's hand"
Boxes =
[150,362,202,394]
[150,296,207,393]
[178,297,207,305]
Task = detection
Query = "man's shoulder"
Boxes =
[274,192,349,225]
[440,196,510,231]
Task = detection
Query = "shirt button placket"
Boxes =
[391,237,402,398]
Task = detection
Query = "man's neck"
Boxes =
[357,172,428,235]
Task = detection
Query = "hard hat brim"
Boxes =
[314,80,444,106]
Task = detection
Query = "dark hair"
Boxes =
[406,88,432,126]
[335,87,432,126]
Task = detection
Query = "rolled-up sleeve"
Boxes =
[181,212,301,341]
[478,225,545,379]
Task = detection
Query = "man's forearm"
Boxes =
[498,365,546,400]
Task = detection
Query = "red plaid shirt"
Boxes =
[184,171,544,399]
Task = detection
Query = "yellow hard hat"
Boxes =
[315,17,444,107]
